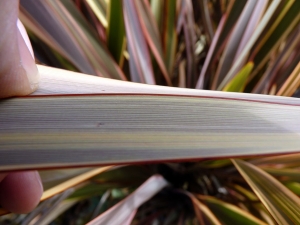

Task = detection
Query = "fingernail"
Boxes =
[17,20,34,58]
[34,171,44,194]
[17,20,39,92]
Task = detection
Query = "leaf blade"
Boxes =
[106,0,126,65]
[123,0,156,84]
[198,195,267,225]
[87,175,168,225]
[223,62,254,92]
[232,159,300,225]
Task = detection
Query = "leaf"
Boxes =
[134,0,171,85]
[87,175,168,225]
[189,159,231,170]
[1,65,300,171]
[198,195,267,225]
[86,0,108,28]
[91,190,111,219]
[201,0,247,88]
[40,168,93,190]
[106,0,126,65]
[253,27,300,94]
[262,168,300,181]
[123,0,156,84]
[232,159,300,225]
[50,0,126,80]
[252,0,298,64]
[198,0,214,43]
[233,0,268,62]
[34,199,79,225]
[183,191,222,225]
[233,185,258,201]
[93,165,151,184]
[196,15,226,89]
[217,0,282,90]
[178,60,186,88]
[150,0,164,28]
[41,167,113,201]
[285,182,300,196]
[213,0,257,89]
[21,0,127,80]
[183,0,197,88]
[24,189,75,225]
[20,0,96,74]
[83,1,107,42]
[212,0,247,63]
[32,65,300,107]
[68,183,114,200]
[276,62,300,97]
[250,0,300,82]
[276,53,300,95]
[163,0,177,75]
[60,0,100,41]
[250,153,300,168]
[223,62,254,92]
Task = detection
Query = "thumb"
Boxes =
[0,0,39,98]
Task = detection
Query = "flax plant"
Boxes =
[1,0,300,224]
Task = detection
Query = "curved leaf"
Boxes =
[232,159,300,225]
[198,195,267,225]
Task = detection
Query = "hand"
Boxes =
[0,0,43,213]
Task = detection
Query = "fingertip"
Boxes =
[0,1,39,98]
[0,171,43,214]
